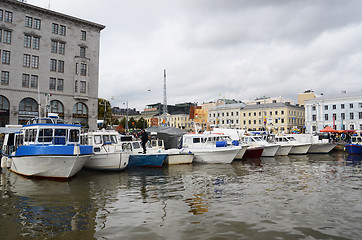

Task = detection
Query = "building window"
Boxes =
[31,75,38,88]
[34,18,41,29]
[80,81,86,93]
[350,112,354,120]
[341,104,344,109]
[59,42,65,54]
[81,30,86,40]
[281,110,284,114]
[32,56,39,69]
[0,10,2,21]
[324,105,328,110]
[359,103,362,108]
[52,23,59,34]
[22,74,30,87]
[57,78,64,91]
[2,50,10,64]
[58,60,64,73]
[75,63,79,75]
[50,59,57,71]
[51,40,57,53]
[80,47,86,58]
[281,118,284,123]
[333,113,337,120]
[25,16,32,28]
[74,80,78,92]
[24,35,31,48]
[341,113,345,120]
[23,54,31,67]
[33,36,40,49]
[325,114,328,121]
[49,77,56,90]
[80,63,87,76]
[4,11,12,23]
[1,71,9,85]
[59,25,66,36]
[312,114,316,121]
[0,29,2,43]
[359,112,362,119]
[3,30,11,44]
[350,103,353,108]
[333,105,336,109]
[312,106,316,111]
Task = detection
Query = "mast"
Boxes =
[163,69,167,115]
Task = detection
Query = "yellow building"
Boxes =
[298,90,316,107]
[240,102,305,133]
[169,114,193,131]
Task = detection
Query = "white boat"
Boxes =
[286,134,336,154]
[210,128,249,159]
[81,130,129,170]
[1,116,93,178]
[266,135,292,156]
[182,133,241,164]
[148,138,193,165]
[239,135,280,157]
[281,135,311,154]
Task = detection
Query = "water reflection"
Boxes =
[1,152,362,239]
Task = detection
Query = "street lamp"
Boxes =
[123,100,129,134]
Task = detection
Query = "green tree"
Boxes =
[136,117,147,129]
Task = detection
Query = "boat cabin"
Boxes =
[182,134,233,148]
[351,136,362,144]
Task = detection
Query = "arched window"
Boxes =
[0,95,10,127]
[18,97,39,125]
[72,102,88,126]
[50,100,64,118]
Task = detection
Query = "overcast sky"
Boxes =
[29,0,362,110]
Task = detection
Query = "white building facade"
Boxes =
[208,103,245,129]
[0,0,105,129]
[304,92,362,133]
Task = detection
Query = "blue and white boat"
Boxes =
[119,136,167,167]
[1,115,93,178]
[345,136,362,155]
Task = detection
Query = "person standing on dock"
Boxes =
[141,129,149,154]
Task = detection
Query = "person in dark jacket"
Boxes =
[141,129,149,154]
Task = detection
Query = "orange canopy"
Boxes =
[320,126,338,133]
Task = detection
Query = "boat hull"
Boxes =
[275,145,292,156]
[345,144,362,155]
[128,154,167,167]
[8,155,89,178]
[308,143,336,154]
[243,147,263,159]
[261,145,279,157]
[289,143,311,155]
[165,153,194,165]
[191,148,240,164]
[85,152,129,170]
[234,145,248,159]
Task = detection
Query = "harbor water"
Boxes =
[1,151,362,239]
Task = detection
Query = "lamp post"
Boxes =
[124,100,129,134]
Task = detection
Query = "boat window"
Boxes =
[151,140,157,147]
[69,129,80,143]
[132,142,141,149]
[103,135,111,144]
[288,137,296,141]
[110,135,118,144]
[193,138,201,143]
[158,140,163,146]
[94,135,102,144]
[122,143,132,150]
[54,129,67,145]
[38,129,53,142]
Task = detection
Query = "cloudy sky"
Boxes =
[29,0,362,110]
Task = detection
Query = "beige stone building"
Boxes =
[240,102,305,133]
[298,90,316,107]
[0,0,105,129]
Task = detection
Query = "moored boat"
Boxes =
[81,129,129,170]
[345,136,362,155]
[182,133,240,164]
[1,116,93,178]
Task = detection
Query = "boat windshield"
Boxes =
[110,135,118,144]
[287,137,296,141]
[94,135,102,144]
